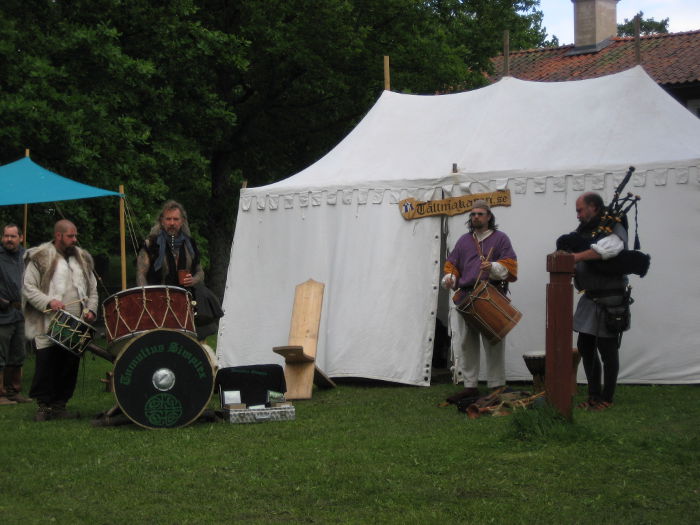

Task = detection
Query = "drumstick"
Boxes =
[477,247,494,282]
[42,298,86,313]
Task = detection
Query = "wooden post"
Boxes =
[545,251,575,420]
[119,184,127,291]
[503,30,510,77]
[383,55,390,91]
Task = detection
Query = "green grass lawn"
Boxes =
[1,351,698,525]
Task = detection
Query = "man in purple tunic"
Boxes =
[441,200,518,400]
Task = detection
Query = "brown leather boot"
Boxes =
[0,370,18,406]
[4,366,32,403]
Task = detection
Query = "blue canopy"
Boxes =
[0,157,122,205]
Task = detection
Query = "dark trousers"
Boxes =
[577,332,620,403]
[29,344,80,407]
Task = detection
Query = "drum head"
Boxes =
[112,329,215,429]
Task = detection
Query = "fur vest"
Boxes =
[22,241,97,340]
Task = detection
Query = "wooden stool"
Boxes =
[273,279,336,400]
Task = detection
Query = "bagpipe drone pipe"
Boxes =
[556,166,651,278]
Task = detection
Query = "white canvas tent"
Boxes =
[217,66,700,386]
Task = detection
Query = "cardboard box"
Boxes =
[223,405,295,424]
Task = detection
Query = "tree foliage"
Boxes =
[618,11,670,37]
[0,0,547,296]
[0,0,246,269]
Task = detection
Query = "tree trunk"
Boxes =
[206,151,241,300]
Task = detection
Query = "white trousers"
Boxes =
[450,307,505,388]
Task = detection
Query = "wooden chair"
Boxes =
[273,279,335,400]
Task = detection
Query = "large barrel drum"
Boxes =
[111,329,216,429]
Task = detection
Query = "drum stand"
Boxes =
[91,404,132,427]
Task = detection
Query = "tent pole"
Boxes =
[119,185,127,291]
[23,204,28,247]
[503,30,510,76]
[634,15,641,65]
[383,56,390,91]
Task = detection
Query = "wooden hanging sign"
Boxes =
[398,190,511,220]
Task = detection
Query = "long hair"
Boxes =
[148,200,191,237]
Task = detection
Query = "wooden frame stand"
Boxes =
[273,279,336,400]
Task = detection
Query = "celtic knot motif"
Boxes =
[145,393,183,427]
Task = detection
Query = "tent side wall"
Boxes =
[217,192,443,386]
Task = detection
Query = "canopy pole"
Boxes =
[383,56,391,91]
[119,185,127,291]
[23,204,28,247]
[23,149,30,246]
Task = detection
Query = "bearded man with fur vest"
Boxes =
[135,200,203,288]
[23,219,98,422]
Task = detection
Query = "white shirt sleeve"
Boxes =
[590,233,624,260]
[441,273,456,289]
[489,262,509,280]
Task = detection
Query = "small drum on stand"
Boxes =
[102,286,196,355]
[453,281,522,344]
[111,329,216,429]
[523,351,546,393]
[523,349,582,395]
[47,310,96,356]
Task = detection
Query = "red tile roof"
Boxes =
[490,30,700,85]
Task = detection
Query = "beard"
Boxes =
[64,245,77,256]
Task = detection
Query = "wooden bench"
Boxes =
[273,279,335,400]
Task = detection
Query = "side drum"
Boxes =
[453,281,522,344]
[102,286,196,350]
[46,310,96,356]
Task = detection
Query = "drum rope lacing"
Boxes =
[48,311,94,354]
[103,287,194,342]
[456,281,520,341]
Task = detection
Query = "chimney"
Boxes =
[572,0,619,50]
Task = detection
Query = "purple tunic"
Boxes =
[447,230,516,289]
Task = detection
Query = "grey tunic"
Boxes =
[0,245,25,325]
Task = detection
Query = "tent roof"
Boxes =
[0,157,122,205]
[253,66,700,194]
